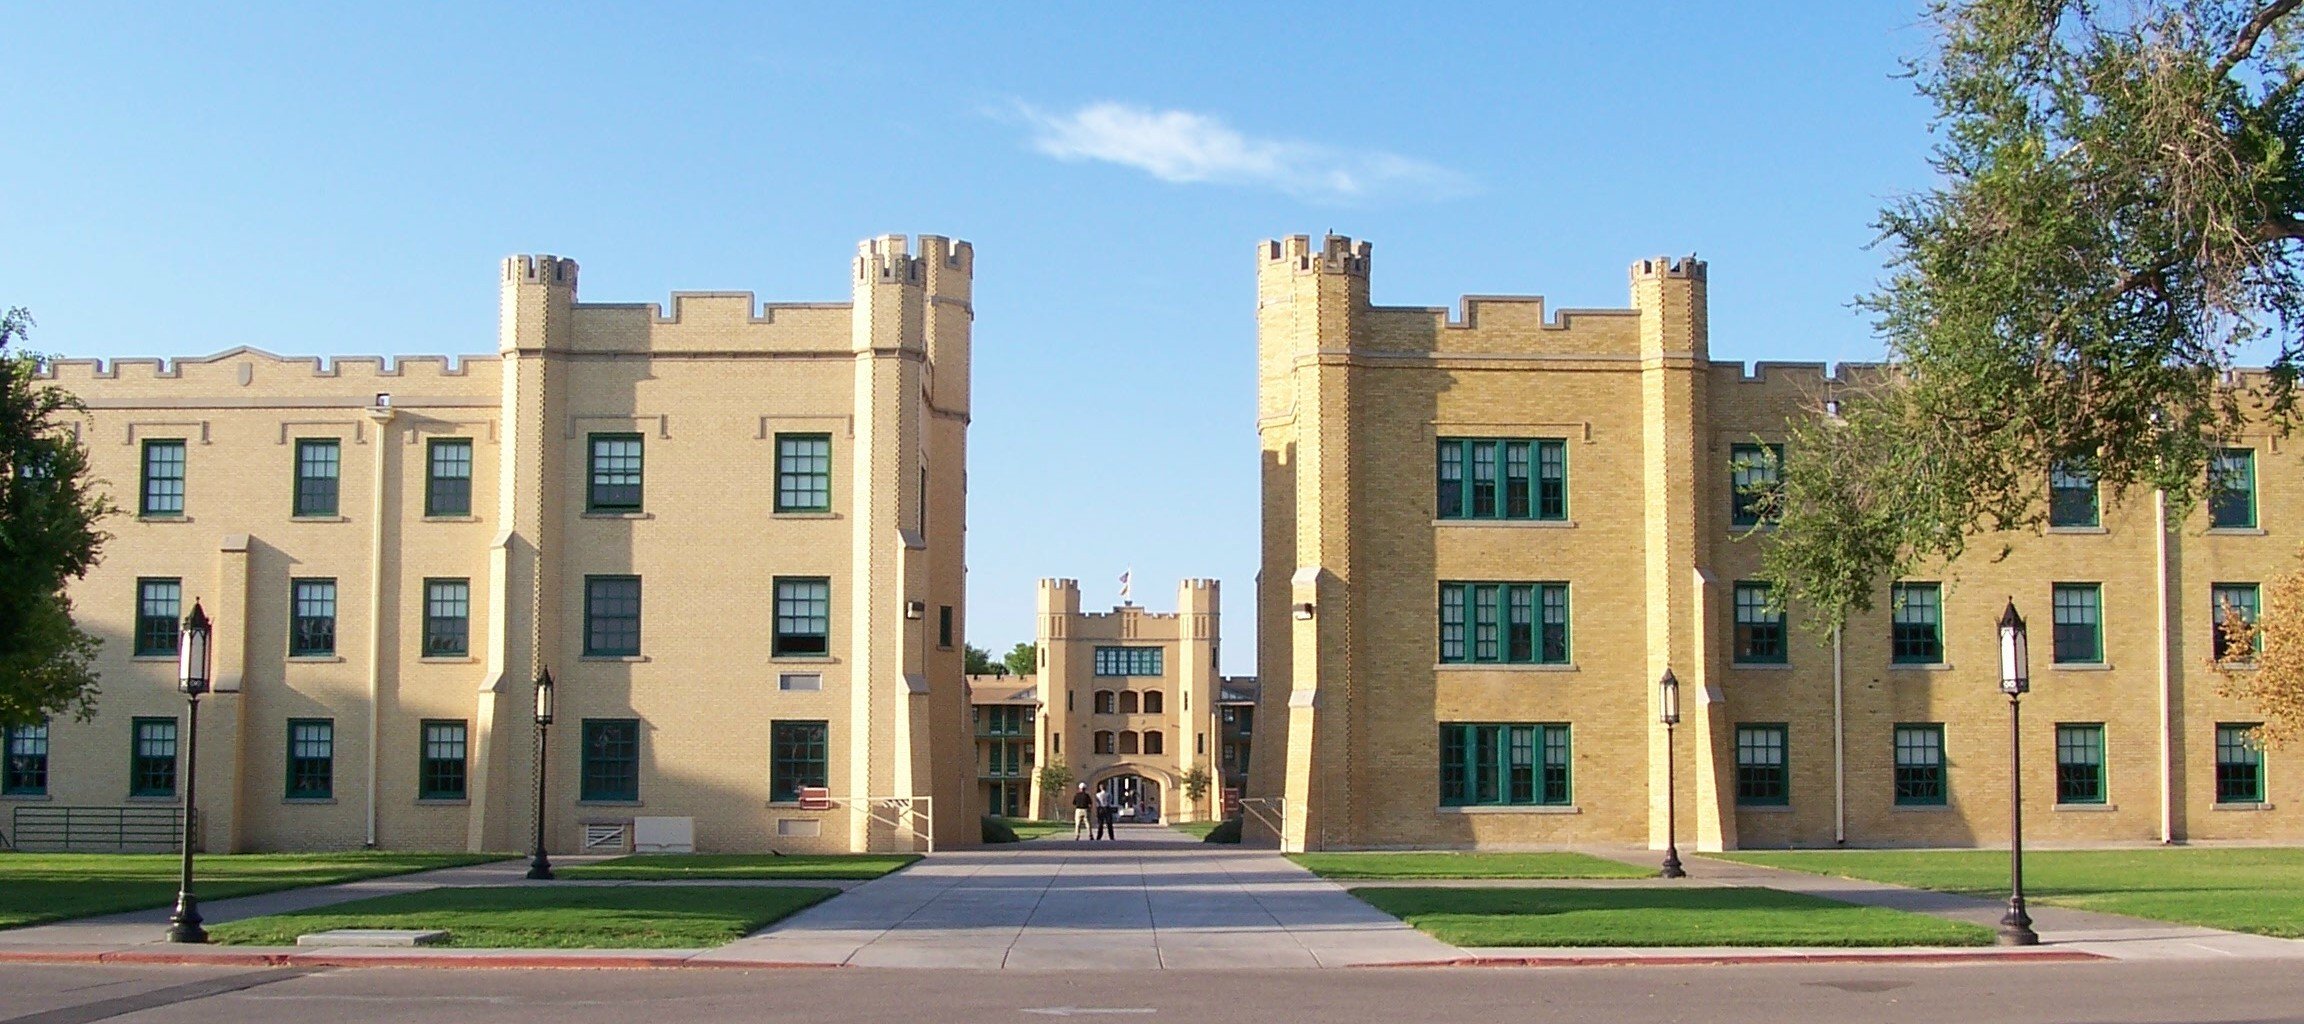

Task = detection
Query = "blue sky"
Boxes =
[2,3,1939,673]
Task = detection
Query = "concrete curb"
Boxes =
[1387,949,2108,968]
[0,949,841,971]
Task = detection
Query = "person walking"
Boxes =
[1071,783,1094,840]
[1094,785,1118,840]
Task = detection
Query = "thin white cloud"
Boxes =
[1011,102,1474,204]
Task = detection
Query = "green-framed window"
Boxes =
[1735,724,1788,805]
[2211,448,2257,529]
[584,575,641,656]
[587,433,643,511]
[1729,443,1784,528]
[769,720,828,802]
[4,721,48,796]
[290,578,337,656]
[1439,723,1570,806]
[581,718,641,801]
[2049,460,2099,527]
[423,578,470,658]
[1093,646,1164,676]
[1890,583,1942,664]
[1893,723,1946,806]
[293,438,340,517]
[1732,582,1785,664]
[1437,438,1567,520]
[1440,582,1569,664]
[286,719,334,799]
[134,577,182,657]
[131,717,177,797]
[2212,583,2262,661]
[938,605,953,648]
[2055,723,2105,805]
[775,434,832,512]
[140,439,185,517]
[425,438,473,517]
[2216,723,2264,804]
[2051,583,2103,664]
[419,720,467,800]
[773,577,830,656]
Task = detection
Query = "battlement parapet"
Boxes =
[1711,360,1889,387]
[503,254,579,291]
[1629,255,1705,282]
[856,234,976,288]
[1264,234,1371,278]
[40,346,499,384]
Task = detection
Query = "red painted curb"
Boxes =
[0,949,841,971]
[1372,949,2108,968]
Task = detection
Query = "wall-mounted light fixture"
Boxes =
[905,600,926,620]
[1292,602,1316,620]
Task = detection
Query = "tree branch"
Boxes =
[2214,0,2301,83]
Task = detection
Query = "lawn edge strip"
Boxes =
[0,949,847,970]
[1366,949,2108,968]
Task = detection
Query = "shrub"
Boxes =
[1202,818,1242,844]
[981,814,1020,844]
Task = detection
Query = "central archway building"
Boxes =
[1253,233,2298,852]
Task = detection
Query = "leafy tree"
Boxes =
[1002,641,1036,679]
[1764,0,2304,642]
[2216,549,2304,746]
[1034,758,1075,810]
[1179,765,1211,809]
[963,643,998,676]
[0,308,113,728]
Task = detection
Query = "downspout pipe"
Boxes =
[1833,623,1846,846]
[365,405,396,849]
[2157,489,2175,844]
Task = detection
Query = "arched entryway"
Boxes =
[1096,772,1166,823]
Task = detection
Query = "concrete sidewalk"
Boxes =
[702,825,1460,969]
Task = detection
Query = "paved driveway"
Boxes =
[699,826,1460,969]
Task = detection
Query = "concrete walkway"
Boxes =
[701,826,1459,969]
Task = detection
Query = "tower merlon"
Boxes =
[1629,255,1705,282]
[503,254,579,290]
[1263,234,1371,278]
[854,234,973,288]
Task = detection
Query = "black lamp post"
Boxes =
[165,601,212,943]
[1659,668,1686,879]
[527,668,555,880]
[1997,599,2039,946]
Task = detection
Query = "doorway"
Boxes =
[1099,774,1163,823]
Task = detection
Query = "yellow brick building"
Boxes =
[1253,233,2301,852]
[3,235,976,855]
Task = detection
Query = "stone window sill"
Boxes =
[1431,519,1578,529]
[1737,803,1793,813]
[283,797,338,805]
[1434,663,1579,672]
[772,656,838,665]
[419,656,478,664]
[132,655,178,663]
[2046,525,2108,535]
[2050,662,2112,672]
[583,511,651,520]
[1889,662,1954,672]
[137,515,195,523]
[288,656,346,663]
[1892,803,1953,812]
[2207,527,2268,536]
[416,798,470,806]
[1,793,53,801]
[581,655,649,663]
[422,515,481,523]
[577,799,644,807]
[773,511,839,520]
[291,516,352,523]
[2213,802,2274,812]
[1732,661,1793,671]
[126,795,180,803]
[2054,802,2117,812]
[1438,804,1580,815]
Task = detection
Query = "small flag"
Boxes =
[1118,568,1133,602]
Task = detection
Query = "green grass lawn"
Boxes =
[557,853,917,880]
[1713,848,2304,938]
[1290,851,1657,880]
[208,885,837,948]
[999,818,1075,841]
[0,852,506,930]
[1170,821,1224,840]
[1354,886,1995,947]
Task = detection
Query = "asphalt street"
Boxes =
[5,960,2303,1024]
